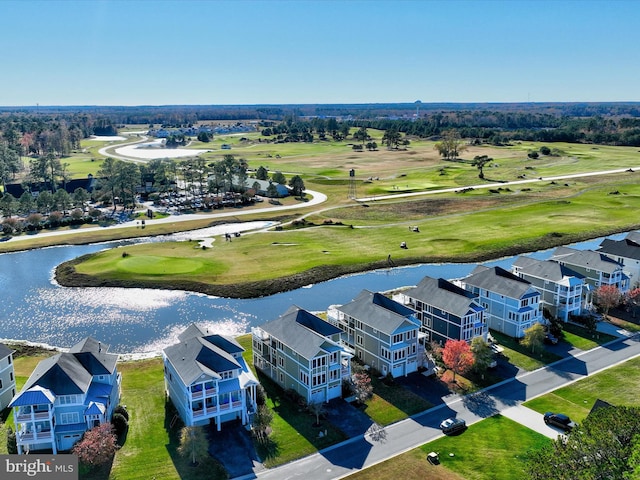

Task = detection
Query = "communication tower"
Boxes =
[348,169,356,199]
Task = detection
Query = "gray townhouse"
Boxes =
[252,306,352,404]
[512,257,586,322]
[458,266,543,338]
[395,276,487,345]
[598,232,640,288]
[550,247,630,300]
[328,290,421,378]
[0,343,16,411]
[163,324,259,430]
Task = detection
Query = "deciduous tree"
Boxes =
[72,423,118,468]
[442,339,475,381]
[470,337,494,371]
[521,323,545,353]
[177,426,209,466]
[595,284,623,319]
[351,371,373,403]
[527,406,640,480]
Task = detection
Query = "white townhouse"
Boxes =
[512,256,586,322]
[0,343,16,411]
[252,306,352,404]
[163,324,259,430]
[458,266,544,338]
[550,247,630,298]
[9,338,121,454]
[329,290,421,378]
[396,276,487,345]
[598,232,640,287]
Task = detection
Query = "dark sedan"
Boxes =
[544,412,576,431]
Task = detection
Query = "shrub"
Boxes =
[72,423,118,468]
[7,427,17,454]
[114,405,129,421]
[111,413,128,438]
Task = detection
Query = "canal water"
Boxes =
[0,225,626,354]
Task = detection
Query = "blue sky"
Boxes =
[1,0,639,106]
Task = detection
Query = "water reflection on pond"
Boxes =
[0,224,626,354]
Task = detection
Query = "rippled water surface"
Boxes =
[0,225,624,354]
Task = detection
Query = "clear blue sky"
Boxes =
[1,0,639,106]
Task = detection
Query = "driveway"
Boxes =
[208,421,265,478]
[324,398,373,438]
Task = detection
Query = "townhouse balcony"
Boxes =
[17,430,53,442]
[16,410,52,423]
[190,385,217,399]
[251,327,269,341]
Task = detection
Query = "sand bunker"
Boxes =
[115,139,210,159]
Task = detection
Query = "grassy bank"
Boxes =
[57,176,640,298]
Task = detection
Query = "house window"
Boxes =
[60,412,80,425]
[392,334,403,344]
[220,371,234,380]
[279,372,284,383]
[278,356,284,367]
[8,356,11,364]
[312,357,327,369]
[300,371,309,385]
[356,335,363,346]
[9,372,13,381]
[0,379,2,389]
[312,373,326,387]
[355,319,363,330]
[381,347,391,360]
[329,369,339,381]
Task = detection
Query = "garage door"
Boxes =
[392,363,404,378]
[60,433,82,451]
[310,388,325,404]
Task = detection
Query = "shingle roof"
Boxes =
[164,324,243,386]
[513,257,585,283]
[551,247,623,274]
[259,306,340,360]
[464,266,535,299]
[16,337,117,400]
[626,231,640,244]
[0,343,13,360]
[337,290,419,335]
[405,276,482,319]
[598,238,640,261]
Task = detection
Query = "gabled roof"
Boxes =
[405,276,482,318]
[513,257,585,284]
[337,290,419,335]
[0,343,13,360]
[259,306,341,360]
[626,231,640,244]
[598,238,640,261]
[68,337,118,376]
[16,337,118,400]
[551,247,623,274]
[23,354,92,395]
[9,385,55,407]
[164,324,243,386]
[464,266,536,300]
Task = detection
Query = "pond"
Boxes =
[0,226,626,354]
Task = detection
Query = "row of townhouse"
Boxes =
[6,236,636,453]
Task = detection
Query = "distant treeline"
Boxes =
[2,103,640,150]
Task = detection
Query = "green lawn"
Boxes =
[524,355,640,423]
[347,415,550,480]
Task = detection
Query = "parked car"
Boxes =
[544,412,576,431]
[544,333,559,345]
[440,417,466,435]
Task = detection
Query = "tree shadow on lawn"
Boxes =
[255,372,348,462]
[163,399,228,480]
[369,374,433,416]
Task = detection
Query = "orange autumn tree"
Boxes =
[442,339,475,381]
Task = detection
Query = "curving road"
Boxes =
[246,326,640,480]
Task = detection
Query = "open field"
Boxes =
[58,173,640,298]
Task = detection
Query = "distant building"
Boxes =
[163,324,259,430]
[598,232,640,287]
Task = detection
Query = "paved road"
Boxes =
[2,189,327,245]
[242,330,640,480]
[357,167,640,202]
